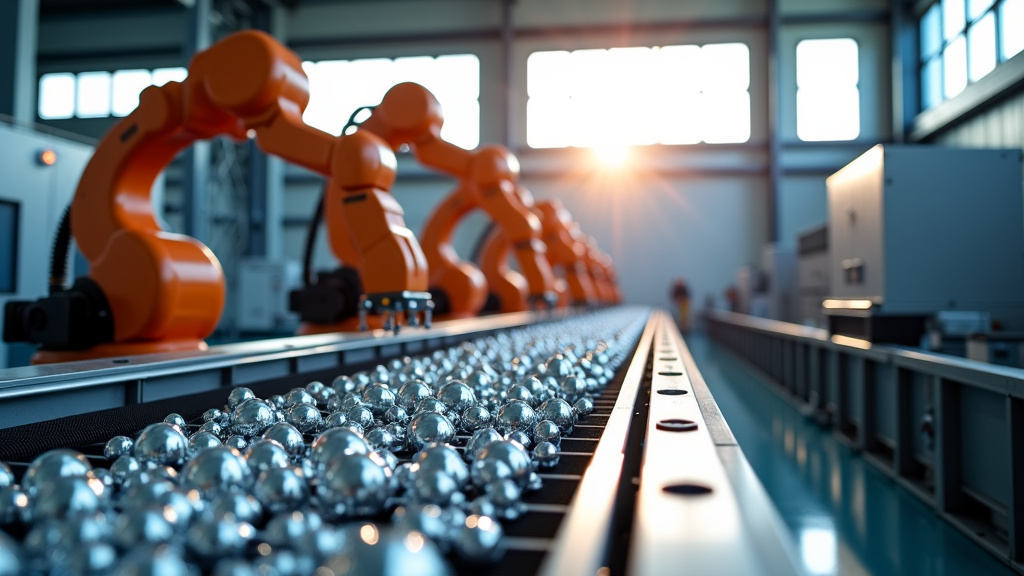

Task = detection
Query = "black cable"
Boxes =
[301,105,377,287]
[49,204,73,295]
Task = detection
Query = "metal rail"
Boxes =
[705,309,1024,573]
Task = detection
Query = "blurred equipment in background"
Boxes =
[236,259,301,334]
[0,121,93,369]
[670,277,691,333]
[797,224,829,328]
[824,145,1024,345]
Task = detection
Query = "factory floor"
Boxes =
[686,333,1019,576]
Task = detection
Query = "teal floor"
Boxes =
[686,333,1019,576]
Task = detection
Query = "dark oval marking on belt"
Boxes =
[658,371,683,376]
[656,389,689,396]
[663,483,713,496]
[656,418,698,432]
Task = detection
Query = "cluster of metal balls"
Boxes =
[0,310,644,576]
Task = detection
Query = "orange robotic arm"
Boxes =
[4,31,430,361]
[536,200,598,307]
[357,83,557,317]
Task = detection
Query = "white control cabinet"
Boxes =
[826,144,1024,339]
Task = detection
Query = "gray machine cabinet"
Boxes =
[826,144,1024,334]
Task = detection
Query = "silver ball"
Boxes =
[212,558,258,576]
[0,486,29,526]
[317,454,391,519]
[385,423,408,451]
[0,463,11,488]
[506,430,531,449]
[495,400,537,434]
[415,397,448,416]
[186,514,255,560]
[254,466,310,515]
[204,408,229,424]
[484,479,523,520]
[396,381,433,410]
[0,531,23,576]
[209,491,263,526]
[180,445,251,499]
[324,411,349,429]
[505,384,534,406]
[413,444,469,487]
[436,381,476,414]
[470,440,532,489]
[104,436,134,460]
[190,431,223,452]
[560,376,586,403]
[225,435,248,451]
[287,402,323,434]
[406,412,455,451]
[306,380,331,402]
[262,509,323,548]
[464,427,503,462]
[455,514,505,562]
[365,427,397,452]
[384,405,410,425]
[538,398,575,433]
[461,405,492,432]
[227,387,256,409]
[33,476,102,522]
[391,504,449,550]
[332,374,357,395]
[199,421,223,437]
[232,399,276,438]
[532,441,560,467]
[164,413,187,430]
[245,439,291,475]
[347,405,376,430]
[114,508,175,548]
[573,396,595,418]
[285,388,316,408]
[362,384,397,417]
[262,422,306,457]
[322,525,453,576]
[410,469,460,506]
[22,449,92,495]
[311,427,369,466]
[268,395,287,409]
[533,419,561,445]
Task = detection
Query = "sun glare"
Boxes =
[592,144,630,167]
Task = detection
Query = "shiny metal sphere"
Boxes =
[154,489,198,530]
[461,405,492,432]
[322,525,453,576]
[0,486,29,526]
[262,509,323,548]
[306,380,331,403]
[22,449,92,495]
[0,531,23,576]
[33,476,103,521]
[163,413,187,430]
[286,402,323,434]
[133,424,190,467]
[104,436,134,460]
[413,444,469,487]
[414,397,447,415]
[211,558,258,576]
[406,412,455,451]
[384,405,410,425]
[465,496,497,518]
[455,514,505,562]
[337,392,364,413]
[484,479,524,520]
[465,370,493,392]
[470,440,532,489]
[262,422,306,457]
[362,384,397,417]
[532,441,560,467]
[232,399,276,438]
[180,446,251,499]
[0,464,10,490]
[331,374,357,395]
[268,394,287,409]
[285,388,316,408]
[114,508,176,548]
[560,376,586,402]
[311,427,369,466]
[254,466,309,515]
[114,544,192,576]
[391,504,449,550]
[495,400,537,434]
[209,492,263,526]
[199,421,223,437]
[223,435,247,451]
[505,384,534,406]
[203,408,228,424]
[324,411,349,429]
[410,469,459,506]
[228,387,256,410]
[365,427,397,452]
[573,396,595,418]
[396,381,433,410]
[317,454,391,519]
[245,439,291,475]
[436,381,476,414]
[190,431,223,452]
[186,514,255,560]
[385,423,408,452]
[537,398,575,433]
[506,430,531,449]
[532,419,561,445]
[346,405,376,430]
[464,427,503,462]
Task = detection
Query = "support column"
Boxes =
[0,0,39,123]
[890,0,918,143]
[766,0,781,242]
[181,0,212,242]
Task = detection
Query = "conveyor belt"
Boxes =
[0,308,807,576]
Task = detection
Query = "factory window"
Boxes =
[795,38,860,142]
[919,0,1021,110]
[525,43,751,149]
[302,54,480,150]
[37,67,188,120]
